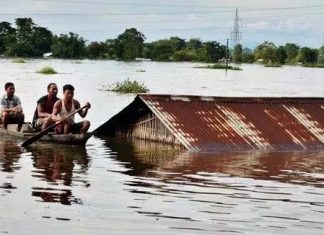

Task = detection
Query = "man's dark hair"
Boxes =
[47,83,57,91]
[5,82,14,90]
[63,84,74,92]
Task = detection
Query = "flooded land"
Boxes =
[1,59,324,234]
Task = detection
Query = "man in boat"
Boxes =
[52,84,91,134]
[32,83,59,131]
[0,82,24,131]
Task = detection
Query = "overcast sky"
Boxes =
[1,0,324,48]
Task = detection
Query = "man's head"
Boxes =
[63,84,74,101]
[4,82,15,97]
[47,83,58,97]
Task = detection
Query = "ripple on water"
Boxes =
[3,135,324,234]
[106,138,324,234]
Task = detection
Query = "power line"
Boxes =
[32,0,324,11]
[34,0,234,8]
[242,5,324,11]
[0,11,232,16]
[0,9,323,16]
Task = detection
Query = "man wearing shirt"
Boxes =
[0,82,24,131]
[32,83,59,131]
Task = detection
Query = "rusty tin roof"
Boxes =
[95,94,324,152]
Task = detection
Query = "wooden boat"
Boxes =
[0,123,92,146]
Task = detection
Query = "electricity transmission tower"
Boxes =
[231,8,242,48]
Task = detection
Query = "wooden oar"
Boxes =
[21,105,87,148]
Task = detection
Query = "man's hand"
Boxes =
[84,102,91,110]
[12,107,22,113]
[49,114,60,122]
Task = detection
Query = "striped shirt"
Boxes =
[1,95,22,114]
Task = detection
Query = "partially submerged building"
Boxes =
[94,94,324,152]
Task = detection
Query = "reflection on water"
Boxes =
[106,137,183,176]
[1,135,324,234]
[0,136,22,194]
[163,151,324,188]
[106,137,324,187]
[30,145,90,205]
[105,137,324,234]
[0,136,22,173]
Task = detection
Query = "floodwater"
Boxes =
[1,59,324,234]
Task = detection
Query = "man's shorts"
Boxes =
[55,121,83,134]
[0,112,22,124]
[34,118,45,130]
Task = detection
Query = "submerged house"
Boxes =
[94,94,324,152]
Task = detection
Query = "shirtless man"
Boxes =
[0,82,24,131]
[33,83,59,130]
[52,84,91,134]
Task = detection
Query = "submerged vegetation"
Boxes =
[198,64,242,70]
[264,62,282,67]
[12,58,26,63]
[37,66,57,74]
[102,79,149,93]
[302,63,324,68]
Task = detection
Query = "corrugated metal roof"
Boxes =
[95,94,324,152]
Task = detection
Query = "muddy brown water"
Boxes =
[1,59,324,234]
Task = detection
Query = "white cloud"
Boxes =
[30,0,48,11]
[245,20,314,33]
[0,0,322,47]
[245,21,272,30]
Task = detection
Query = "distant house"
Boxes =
[95,94,324,152]
[43,52,53,58]
[135,58,151,61]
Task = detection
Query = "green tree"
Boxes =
[116,28,145,60]
[186,38,202,50]
[297,47,318,64]
[277,46,287,64]
[105,39,118,59]
[318,46,324,63]
[198,41,226,62]
[87,41,107,59]
[7,18,35,56]
[150,39,174,61]
[32,26,53,56]
[169,36,186,51]
[0,21,16,54]
[232,44,243,63]
[4,18,53,57]
[284,43,299,63]
[242,47,254,63]
[254,41,278,63]
[172,49,198,61]
[15,18,34,40]
[51,33,87,58]
[142,43,153,59]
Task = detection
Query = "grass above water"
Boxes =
[101,79,149,93]
[197,63,242,70]
[264,63,283,67]
[37,66,58,74]
[12,58,26,63]
[302,63,324,68]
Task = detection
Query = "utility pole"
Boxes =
[225,38,229,71]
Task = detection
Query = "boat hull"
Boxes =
[0,124,92,146]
